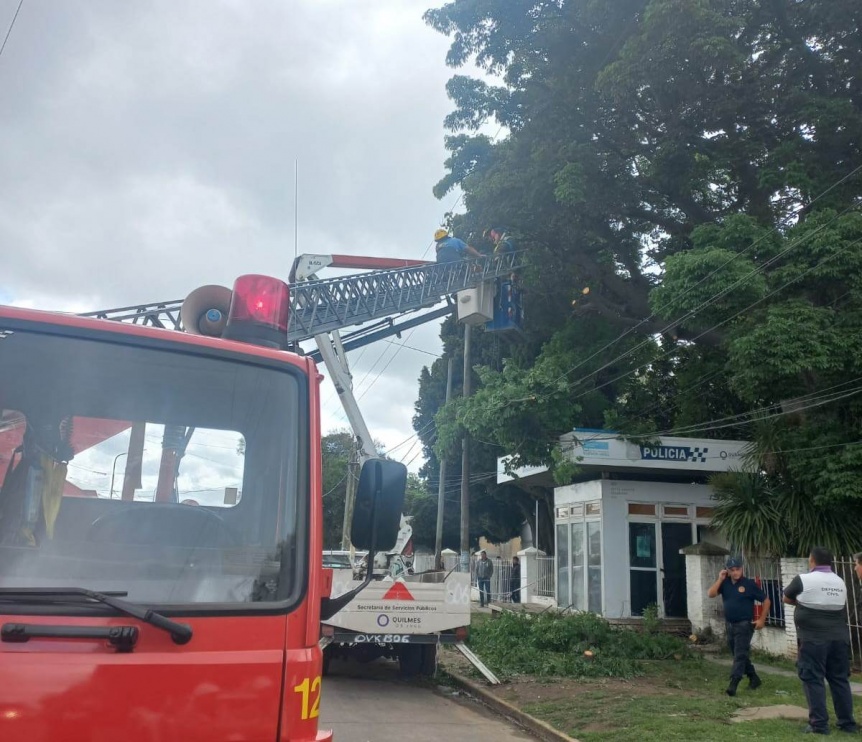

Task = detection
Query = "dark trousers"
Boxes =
[726,621,755,680]
[797,639,857,732]
[510,578,520,603]
[478,578,491,607]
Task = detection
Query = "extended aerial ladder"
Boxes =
[82,250,525,359]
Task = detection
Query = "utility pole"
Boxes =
[460,323,472,573]
[434,358,454,569]
[340,446,360,550]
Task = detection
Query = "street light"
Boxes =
[109,452,128,499]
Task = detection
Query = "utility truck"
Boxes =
[288,253,516,679]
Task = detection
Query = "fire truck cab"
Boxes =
[0,275,406,741]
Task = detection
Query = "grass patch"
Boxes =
[468,611,690,679]
[750,648,798,674]
[515,658,862,741]
[451,614,862,740]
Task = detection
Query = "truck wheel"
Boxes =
[420,644,437,677]
[398,645,422,677]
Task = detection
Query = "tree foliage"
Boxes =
[416,0,862,551]
[321,431,353,550]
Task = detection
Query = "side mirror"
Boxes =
[350,458,406,551]
[320,458,407,621]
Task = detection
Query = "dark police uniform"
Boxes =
[784,568,858,734]
[719,575,766,683]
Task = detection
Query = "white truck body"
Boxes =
[324,571,471,637]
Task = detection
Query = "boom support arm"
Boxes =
[313,332,376,464]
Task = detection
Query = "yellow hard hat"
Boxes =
[434,228,449,241]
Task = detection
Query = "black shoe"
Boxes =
[747,673,762,690]
[726,678,741,697]
[803,724,831,735]
[838,725,858,734]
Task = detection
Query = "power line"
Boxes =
[557,201,861,400]
[517,380,862,455]
[0,0,24,60]
[384,338,442,358]
[527,165,862,401]
[517,223,862,415]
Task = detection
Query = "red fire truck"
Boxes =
[0,274,406,741]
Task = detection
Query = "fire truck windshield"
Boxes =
[0,326,307,609]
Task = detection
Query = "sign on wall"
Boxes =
[498,430,750,482]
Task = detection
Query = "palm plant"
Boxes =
[710,469,862,557]
[710,471,785,556]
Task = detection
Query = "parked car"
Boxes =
[322,551,354,570]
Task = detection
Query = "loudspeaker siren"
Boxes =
[180,284,232,337]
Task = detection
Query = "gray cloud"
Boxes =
[0,0,461,469]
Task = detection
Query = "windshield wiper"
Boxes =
[0,587,193,645]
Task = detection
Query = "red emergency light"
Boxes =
[224,274,290,350]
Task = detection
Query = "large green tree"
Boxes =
[418,0,862,551]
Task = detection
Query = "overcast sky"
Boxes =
[0,0,473,471]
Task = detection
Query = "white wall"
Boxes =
[555,479,603,506]
[554,478,717,619]
[602,480,715,619]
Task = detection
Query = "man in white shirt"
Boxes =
[783,546,857,735]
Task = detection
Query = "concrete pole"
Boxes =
[340,447,359,550]
[460,323,472,573]
[434,358,454,569]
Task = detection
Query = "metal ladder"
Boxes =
[81,251,524,343]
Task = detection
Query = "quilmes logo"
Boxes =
[640,444,708,463]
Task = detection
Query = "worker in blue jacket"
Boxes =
[434,228,482,263]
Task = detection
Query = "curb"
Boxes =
[439,666,580,742]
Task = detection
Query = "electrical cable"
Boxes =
[0,0,24,60]
[563,230,862,407]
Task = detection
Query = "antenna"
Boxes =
[294,159,299,261]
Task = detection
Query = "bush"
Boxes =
[467,611,690,679]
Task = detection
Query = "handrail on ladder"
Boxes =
[82,251,526,343]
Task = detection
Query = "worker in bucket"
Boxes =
[483,226,515,256]
[707,556,770,696]
[434,228,482,263]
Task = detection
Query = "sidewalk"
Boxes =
[707,656,862,695]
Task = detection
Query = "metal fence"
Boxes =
[834,558,862,669]
[411,555,522,602]
[741,555,785,627]
[474,558,521,603]
[537,555,555,599]
[412,554,437,573]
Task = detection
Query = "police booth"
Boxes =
[499,430,749,619]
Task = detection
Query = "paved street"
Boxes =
[319,658,535,742]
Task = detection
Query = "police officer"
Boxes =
[783,546,858,735]
[707,556,771,696]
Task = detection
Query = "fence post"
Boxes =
[681,542,729,637]
[518,547,543,604]
[781,557,809,658]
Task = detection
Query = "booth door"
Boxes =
[661,522,692,618]
[629,522,658,616]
